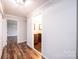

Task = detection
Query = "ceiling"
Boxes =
[1,0,49,17]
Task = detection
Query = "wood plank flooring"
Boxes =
[1,42,45,59]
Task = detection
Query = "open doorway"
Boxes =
[32,15,42,52]
[34,25,42,52]
[7,20,17,45]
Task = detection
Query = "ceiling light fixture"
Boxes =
[15,0,32,6]
[16,0,26,5]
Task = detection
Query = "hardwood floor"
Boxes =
[1,42,45,59]
[34,42,41,52]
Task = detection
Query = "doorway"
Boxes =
[7,20,17,45]
[34,29,42,52]
[32,15,42,52]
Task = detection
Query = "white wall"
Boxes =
[2,19,7,48]
[17,19,27,43]
[0,14,7,59]
[27,17,34,47]
[0,13,3,59]
[42,0,77,59]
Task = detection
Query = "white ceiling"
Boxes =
[1,0,49,17]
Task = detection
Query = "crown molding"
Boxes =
[28,0,54,17]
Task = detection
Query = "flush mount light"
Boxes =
[15,0,32,5]
[16,0,26,5]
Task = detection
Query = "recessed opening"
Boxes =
[32,15,42,52]
[7,20,17,45]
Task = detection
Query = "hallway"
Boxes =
[0,0,77,59]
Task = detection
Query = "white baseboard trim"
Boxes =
[27,43,48,59]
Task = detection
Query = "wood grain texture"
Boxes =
[1,42,45,59]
